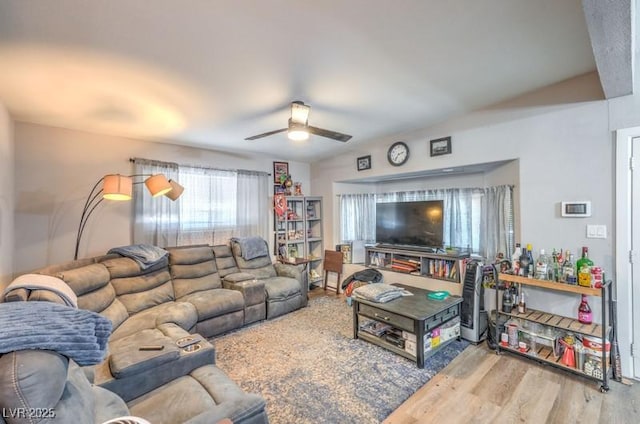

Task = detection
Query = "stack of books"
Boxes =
[391,258,420,273]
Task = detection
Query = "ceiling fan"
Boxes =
[245,101,352,142]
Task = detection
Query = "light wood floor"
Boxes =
[384,342,639,424]
[314,289,639,424]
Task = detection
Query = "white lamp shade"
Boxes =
[165,179,184,201]
[144,174,172,197]
[102,174,133,200]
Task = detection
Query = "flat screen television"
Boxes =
[375,200,444,248]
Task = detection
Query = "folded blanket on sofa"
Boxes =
[352,283,413,303]
[0,301,112,365]
[3,273,78,307]
[108,244,169,270]
[232,236,268,260]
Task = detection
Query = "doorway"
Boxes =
[615,127,640,379]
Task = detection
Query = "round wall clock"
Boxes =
[387,141,409,166]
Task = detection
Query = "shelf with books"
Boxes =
[365,246,468,284]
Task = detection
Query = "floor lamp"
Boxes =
[74,173,184,260]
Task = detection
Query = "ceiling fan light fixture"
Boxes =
[288,128,309,141]
[287,120,309,141]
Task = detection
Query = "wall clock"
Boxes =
[387,141,409,166]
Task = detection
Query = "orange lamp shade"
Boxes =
[144,174,172,197]
[165,179,184,201]
[102,174,133,200]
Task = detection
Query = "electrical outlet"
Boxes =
[586,224,607,239]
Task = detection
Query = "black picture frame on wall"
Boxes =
[430,136,452,157]
[357,155,371,171]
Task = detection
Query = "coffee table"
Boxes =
[352,284,462,368]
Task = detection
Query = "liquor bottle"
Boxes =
[552,249,562,281]
[578,295,593,324]
[534,249,550,280]
[526,244,534,278]
[511,243,522,275]
[502,285,513,313]
[518,288,526,314]
[562,251,575,283]
[518,245,529,277]
[576,246,594,287]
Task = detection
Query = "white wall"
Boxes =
[0,102,14,291]
[14,122,310,273]
[312,72,611,322]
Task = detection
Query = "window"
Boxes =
[133,159,269,246]
[339,185,513,259]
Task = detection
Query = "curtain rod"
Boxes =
[130,157,271,176]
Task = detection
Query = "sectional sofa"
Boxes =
[0,237,308,424]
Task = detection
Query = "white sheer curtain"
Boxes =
[132,158,180,246]
[133,159,269,247]
[235,170,269,239]
[339,185,512,259]
[480,185,514,261]
[339,193,376,242]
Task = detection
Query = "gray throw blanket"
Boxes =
[0,301,112,366]
[233,236,268,260]
[352,283,413,303]
[108,244,169,270]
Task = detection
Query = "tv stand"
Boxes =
[365,245,469,284]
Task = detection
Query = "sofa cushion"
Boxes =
[213,244,240,277]
[53,263,129,330]
[264,277,302,301]
[178,289,244,321]
[128,365,266,424]
[167,246,222,298]
[110,302,197,341]
[111,268,174,315]
[230,239,277,278]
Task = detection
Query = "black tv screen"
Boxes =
[375,200,444,248]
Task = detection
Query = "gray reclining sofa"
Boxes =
[0,237,307,424]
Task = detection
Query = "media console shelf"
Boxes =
[365,246,469,284]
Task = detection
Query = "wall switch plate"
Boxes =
[586,224,607,239]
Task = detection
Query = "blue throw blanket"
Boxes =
[108,244,169,270]
[232,236,268,260]
[0,301,112,365]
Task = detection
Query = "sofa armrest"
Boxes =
[273,262,302,281]
[223,272,256,284]
[274,262,307,305]
[223,279,266,307]
[3,287,29,302]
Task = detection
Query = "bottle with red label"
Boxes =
[578,294,593,324]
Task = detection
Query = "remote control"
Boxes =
[139,345,164,351]
[176,336,202,348]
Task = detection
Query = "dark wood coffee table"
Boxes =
[352,284,462,368]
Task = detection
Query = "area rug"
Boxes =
[213,295,468,424]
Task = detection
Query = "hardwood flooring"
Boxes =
[313,289,639,424]
[384,342,639,424]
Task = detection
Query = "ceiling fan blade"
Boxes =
[307,126,352,142]
[245,128,287,141]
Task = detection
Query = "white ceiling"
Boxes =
[0,1,603,162]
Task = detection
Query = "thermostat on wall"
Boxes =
[561,201,591,217]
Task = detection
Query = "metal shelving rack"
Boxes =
[495,273,612,392]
